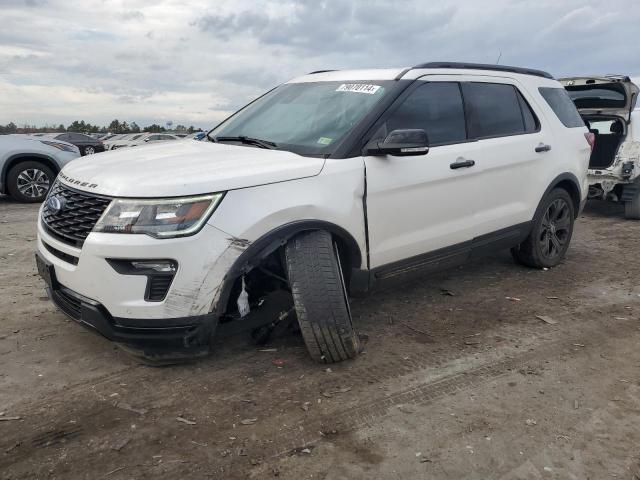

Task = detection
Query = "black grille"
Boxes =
[42,241,79,265]
[146,275,174,301]
[42,182,111,247]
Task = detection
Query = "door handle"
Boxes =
[450,158,476,169]
[535,143,551,153]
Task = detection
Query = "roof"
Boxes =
[290,62,554,84]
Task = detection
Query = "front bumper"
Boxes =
[36,208,246,356]
[38,254,214,357]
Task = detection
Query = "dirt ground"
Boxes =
[1,196,640,480]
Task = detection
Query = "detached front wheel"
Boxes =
[285,230,360,363]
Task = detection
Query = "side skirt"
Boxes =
[350,221,532,294]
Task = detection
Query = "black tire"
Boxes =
[83,145,96,155]
[6,161,55,203]
[285,230,360,363]
[511,188,575,269]
[624,188,640,219]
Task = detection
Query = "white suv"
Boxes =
[35,62,590,363]
[559,75,640,218]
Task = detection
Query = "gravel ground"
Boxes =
[1,196,639,480]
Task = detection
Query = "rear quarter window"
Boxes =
[538,87,585,128]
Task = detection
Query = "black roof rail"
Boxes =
[308,70,337,75]
[410,62,554,80]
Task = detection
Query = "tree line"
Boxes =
[0,120,203,135]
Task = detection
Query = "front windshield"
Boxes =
[210,81,392,155]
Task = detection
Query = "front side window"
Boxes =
[462,82,527,138]
[382,82,467,145]
[211,81,393,155]
[539,87,585,128]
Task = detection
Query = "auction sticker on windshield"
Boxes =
[336,84,381,94]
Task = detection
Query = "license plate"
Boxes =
[35,253,56,291]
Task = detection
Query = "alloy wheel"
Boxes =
[16,168,50,199]
[538,198,571,260]
[84,146,96,155]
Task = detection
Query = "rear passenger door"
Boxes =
[459,79,552,238]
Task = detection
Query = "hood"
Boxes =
[58,140,325,197]
[559,75,639,119]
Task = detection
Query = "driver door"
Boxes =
[364,78,481,275]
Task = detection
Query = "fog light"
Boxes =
[107,259,178,302]
[130,260,177,273]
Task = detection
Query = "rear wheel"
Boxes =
[83,145,96,155]
[511,188,575,269]
[624,188,640,219]
[285,230,360,363]
[6,161,54,202]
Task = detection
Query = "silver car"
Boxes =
[0,135,80,202]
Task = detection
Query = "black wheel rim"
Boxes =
[539,198,571,260]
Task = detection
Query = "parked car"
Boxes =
[39,132,105,156]
[106,133,146,150]
[559,75,640,218]
[35,62,589,363]
[109,133,182,149]
[0,134,80,202]
[187,132,207,141]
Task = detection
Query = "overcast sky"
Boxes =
[1,0,639,129]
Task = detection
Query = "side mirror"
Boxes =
[144,138,150,142]
[365,129,429,157]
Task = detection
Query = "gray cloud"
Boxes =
[118,10,145,21]
[197,1,456,59]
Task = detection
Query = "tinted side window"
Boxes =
[71,133,87,142]
[384,82,467,145]
[462,83,525,138]
[56,133,70,141]
[539,87,585,128]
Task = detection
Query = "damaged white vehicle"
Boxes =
[560,75,640,218]
[35,63,590,363]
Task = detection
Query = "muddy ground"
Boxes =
[1,196,640,480]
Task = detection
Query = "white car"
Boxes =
[106,133,147,150]
[35,62,590,363]
[108,133,181,150]
[559,75,640,218]
[0,135,80,202]
[126,133,181,147]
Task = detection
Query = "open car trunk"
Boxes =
[560,76,639,169]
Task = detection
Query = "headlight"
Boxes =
[40,140,77,152]
[94,193,224,238]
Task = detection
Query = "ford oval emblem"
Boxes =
[46,195,65,214]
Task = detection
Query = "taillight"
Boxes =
[584,132,595,152]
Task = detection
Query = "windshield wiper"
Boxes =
[214,135,278,149]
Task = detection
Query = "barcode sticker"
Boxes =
[336,84,381,94]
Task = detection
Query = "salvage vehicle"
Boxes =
[560,75,640,218]
[35,62,590,363]
[0,134,80,202]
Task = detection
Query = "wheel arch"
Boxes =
[542,173,582,219]
[1,154,60,194]
[212,220,364,317]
